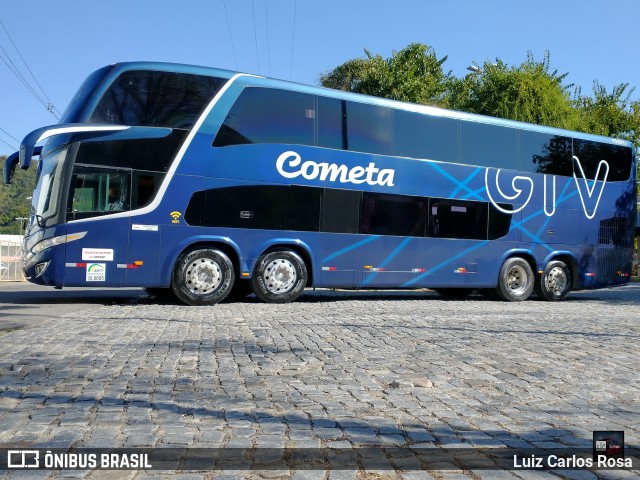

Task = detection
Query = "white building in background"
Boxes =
[0,234,24,281]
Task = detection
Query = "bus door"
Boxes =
[126,221,160,286]
[123,171,166,287]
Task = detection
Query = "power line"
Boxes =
[264,0,271,76]
[0,16,58,114]
[0,136,17,151]
[0,46,49,110]
[0,127,19,144]
[289,0,297,80]
[222,0,238,70]
[251,0,261,74]
[0,50,50,114]
[0,15,59,118]
[0,125,19,151]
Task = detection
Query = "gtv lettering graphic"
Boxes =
[573,155,609,219]
[276,151,395,187]
[485,155,609,219]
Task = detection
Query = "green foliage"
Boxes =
[320,43,452,107]
[573,81,640,146]
[0,156,37,234]
[450,52,579,130]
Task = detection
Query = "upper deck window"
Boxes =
[318,97,393,155]
[90,70,226,129]
[394,110,458,163]
[573,138,633,181]
[213,86,633,181]
[460,122,517,170]
[213,87,316,147]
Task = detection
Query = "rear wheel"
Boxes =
[535,260,571,301]
[495,257,534,302]
[251,250,307,303]
[171,248,234,305]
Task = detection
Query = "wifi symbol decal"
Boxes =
[170,211,182,224]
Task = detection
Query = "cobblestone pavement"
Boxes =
[0,284,638,479]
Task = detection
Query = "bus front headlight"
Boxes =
[31,231,87,255]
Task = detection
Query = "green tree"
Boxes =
[320,43,452,106]
[573,81,640,148]
[450,51,578,130]
[0,156,36,234]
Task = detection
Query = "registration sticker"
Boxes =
[82,248,114,261]
[132,224,159,232]
[86,263,106,282]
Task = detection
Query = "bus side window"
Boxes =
[322,189,361,234]
[429,199,488,240]
[394,110,458,163]
[318,97,393,156]
[573,138,632,182]
[460,122,517,171]
[521,132,572,175]
[360,192,427,237]
[213,87,315,147]
[67,167,131,219]
[135,174,155,208]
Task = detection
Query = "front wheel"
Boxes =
[171,248,235,305]
[535,260,571,301]
[251,250,307,303]
[495,257,534,302]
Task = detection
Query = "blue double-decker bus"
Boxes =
[4,62,636,305]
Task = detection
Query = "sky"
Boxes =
[1,0,639,156]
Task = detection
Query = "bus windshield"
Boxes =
[31,147,69,221]
[88,70,227,129]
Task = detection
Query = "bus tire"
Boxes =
[171,248,235,306]
[535,260,571,301]
[495,257,534,302]
[251,250,307,303]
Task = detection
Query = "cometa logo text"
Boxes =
[276,151,396,187]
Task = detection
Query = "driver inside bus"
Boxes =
[106,186,124,211]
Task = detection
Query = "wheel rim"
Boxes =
[506,265,529,294]
[262,258,297,294]
[545,266,568,294]
[185,258,222,295]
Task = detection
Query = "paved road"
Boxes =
[0,282,638,479]
[0,282,145,330]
